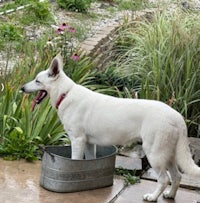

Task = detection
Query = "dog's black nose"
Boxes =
[21,86,25,92]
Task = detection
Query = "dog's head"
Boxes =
[21,54,64,110]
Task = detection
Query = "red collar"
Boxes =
[56,93,67,109]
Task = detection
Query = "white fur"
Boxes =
[22,54,200,202]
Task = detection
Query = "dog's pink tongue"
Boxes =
[31,91,43,111]
[31,101,37,112]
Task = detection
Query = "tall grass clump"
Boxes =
[0,20,117,160]
[0,53,66,160]
[111,11,200,136]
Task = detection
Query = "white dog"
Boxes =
[22,54,200,202]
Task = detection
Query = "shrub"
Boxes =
[0,23,24,49]
[20,0,55,25]
[57,0,93,13]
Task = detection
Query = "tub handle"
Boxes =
[39,145,55,162]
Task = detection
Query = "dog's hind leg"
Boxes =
[142,142,170,201]
[143,166,169,202]
[163,164,181,199]
[84,143,96,160]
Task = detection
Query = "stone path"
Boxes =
[115,180,200,203]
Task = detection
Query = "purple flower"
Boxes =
[71,54,80,61]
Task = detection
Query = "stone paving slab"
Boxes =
[116,155,142,171]
[1,159,200,203]
[114,179,200,203]
[0,159,124,203]
[142,168,200,190]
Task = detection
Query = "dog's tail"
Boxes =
[176,123,200,177]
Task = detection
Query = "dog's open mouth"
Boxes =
[32,90,47,111]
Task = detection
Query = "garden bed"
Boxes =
[0,0,200,161]
[0,1,132,73]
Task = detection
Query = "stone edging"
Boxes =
[0,0,45,15]
[79,8,159,69]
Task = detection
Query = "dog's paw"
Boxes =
[143,193,157,202]
[163,191,175,199]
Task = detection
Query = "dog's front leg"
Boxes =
[84,143,96,160]
[69,132,86,159]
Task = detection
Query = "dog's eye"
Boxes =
[48,73,52,77]
[36,80,40,84]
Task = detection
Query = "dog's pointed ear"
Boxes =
[55,53,63,69]
[48,54,63,77]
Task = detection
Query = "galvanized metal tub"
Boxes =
[40,145,117,193]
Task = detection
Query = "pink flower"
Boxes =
[56,23,69,34]
[71,54,80,61]
[69,27,76,33]
[56,28,64,35]
[59,23,68,30]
